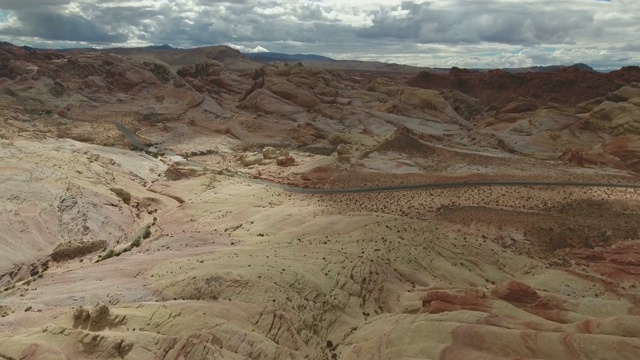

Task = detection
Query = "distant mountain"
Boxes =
[447,63,598,74]
[244,52,335,63]
[0,41,606,74]
[144,44,177,50]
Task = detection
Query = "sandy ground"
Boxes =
[1,147,639,358]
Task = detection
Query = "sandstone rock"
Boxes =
[602,135,640,171]
[262,147,289,160]
[239,153,268,166]
[265,78,320,109]
[610,85,640,101]
[409,65,640,107]
[12,265,31,283]
[104,60,160,93]
[0,274,11,288]
[165,162,214,180]
[499,98,540,114]
[591,101,640,134]
[276,156,295,166]
[336,144,353,156]
[194,60,226,78]
[137,58,177,84]
[490,280,540,304]
[367,78,403,96]
[240,88,303,116]
[441,89,484,120]
[372,131,436,157]
[72,304,126,331]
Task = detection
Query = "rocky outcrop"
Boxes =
[239,88,305,116]
[376,87,472,128]
[72,304,127,331]
[239,147,294,167]
[409,66,640,107]
[591,100,640,134]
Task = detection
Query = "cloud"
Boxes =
[0,8,128,42]
[0,0,638,69]
[226,43,269,53]
[0,0,71,11]
[356,1,598,46]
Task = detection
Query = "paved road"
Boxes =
[112,121,640,195]
[111,121,148,150]
[239,175,640,194]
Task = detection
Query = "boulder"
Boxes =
[12,265,31,283]
[263,147,289,160]
[491,281,540,304]
[264,78,320,109]
[239,89,303,116]
[239,153,268,166]
[0,274,11,288]
[276,156,295,166]
[72,304,126,331]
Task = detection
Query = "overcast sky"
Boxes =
[0,0,638,70]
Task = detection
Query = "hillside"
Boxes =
[0,41,639,360]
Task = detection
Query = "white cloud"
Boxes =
[0,0,637,69]
[226,43,269,53]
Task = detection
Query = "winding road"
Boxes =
[260,179,640,194]
[113,121,640,195]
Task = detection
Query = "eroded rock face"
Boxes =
[490,280,540,304]
[591,101,640,135]
[0,136,169,274]
[409,65,640,107]
[73,304,126,331]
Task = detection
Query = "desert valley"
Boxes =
[0,41,639,359]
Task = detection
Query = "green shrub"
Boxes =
[109,187,131,205]
[51,240,107,262]
[131,237,142,248]
[100,249,116,261]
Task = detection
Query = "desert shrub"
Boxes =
[142,226,152,239]
[51,240,108,262]
[328,134,349,146]
[109,187,131,205]
[100,249,116,261]
[131,237,142,248]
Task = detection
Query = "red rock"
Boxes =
[490,281,540,304]
[408,66,640,107]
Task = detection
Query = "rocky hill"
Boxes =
[0,41,639,359]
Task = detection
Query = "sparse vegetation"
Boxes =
[99,249,116,262]
[109,187,132,205]
[96,225,152,262]
[142,226,152,239]
[51,240,108,262]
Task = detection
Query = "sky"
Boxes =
[0,0,638,70]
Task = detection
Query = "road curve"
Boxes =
[240,175,640,195]
[111,121,640,195]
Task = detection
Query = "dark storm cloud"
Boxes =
[0,0,637,69]
[0,9,128,42]
[358,1,592,46]
[0,0,603,46]
[0,0,71,11]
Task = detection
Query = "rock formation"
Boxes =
[0,42,639,359]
